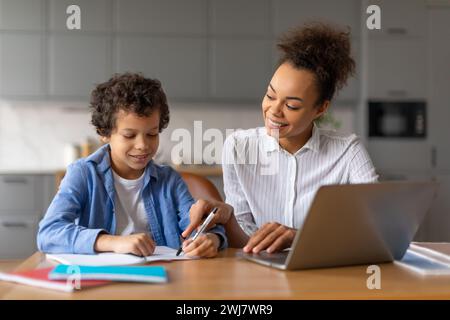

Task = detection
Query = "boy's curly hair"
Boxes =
[90,73,170,137]
[277,22,355,106]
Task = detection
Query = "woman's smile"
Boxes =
[267,117,288,129]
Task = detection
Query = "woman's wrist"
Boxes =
[219,203,234,225]
[224,211,251,248]
[224,212,237,233]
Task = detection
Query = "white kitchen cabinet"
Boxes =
[115,0,207,35]
[0,0,44,31]
[0,175,37,212]
[0,174,55,259]
[49,0,112,32]
[115,36,207,100]
[382,172,450,242]
[386,172,434,242]
[34,174,57,216]
[0,34,45,96]
[0,0,368,103]
[273,0,361,37]
[428,7,450,38]
[378,171,450,242]
[335,39,360,103]
[0,174,54,217]
[428,8,450,172]
[49,34,111,97]
[368,0,427,38]
[0,216,40,259]
[368,39,426,100]
[210,0,270,36]
[368,140,432,172]
[417,174,450,242]
[366,7,449,174]
[210,39,272,100]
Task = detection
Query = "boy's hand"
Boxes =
[182,233,220,258]
[95,233,155,257]
[182,199,233,239]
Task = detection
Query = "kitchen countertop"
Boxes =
[52,165,222,189]
[0,169,62,175]
[0,165,224,177]
[174,165,222,176]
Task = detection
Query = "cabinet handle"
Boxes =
[380,174,407,181]
[387,27,407,35]
[387,90,407,97]
[2,222,28,228]
[431,146,437,168]
[2,177,28,184]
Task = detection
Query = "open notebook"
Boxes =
[46,246,193,266]
[396,242,450,275]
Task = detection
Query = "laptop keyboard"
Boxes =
[242,251,289,265]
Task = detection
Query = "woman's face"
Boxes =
[262,62,328,153]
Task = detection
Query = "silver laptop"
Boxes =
[239,181,438,270]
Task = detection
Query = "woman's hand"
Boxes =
[182,233,221,258]
[243,222,296,254]
[94,233,155,257]
[181,199,233,239]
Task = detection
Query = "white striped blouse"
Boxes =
[222,124,379,236]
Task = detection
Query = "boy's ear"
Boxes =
[100,136,110,144]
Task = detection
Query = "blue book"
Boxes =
[49,265,168,284]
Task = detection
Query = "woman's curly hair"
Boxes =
[277,22,355,106]
[90,73,170,137]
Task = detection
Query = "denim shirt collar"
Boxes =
[86,144,159,192]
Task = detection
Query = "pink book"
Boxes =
[0,267,110,292]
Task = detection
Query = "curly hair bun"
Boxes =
[277,22,355,104]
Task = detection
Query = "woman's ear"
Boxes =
[315,100,330,120]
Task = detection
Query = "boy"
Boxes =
[37,73,227,257]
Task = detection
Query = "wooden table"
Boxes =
[2,246,450,300]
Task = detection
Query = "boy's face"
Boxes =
[103,108,160,179]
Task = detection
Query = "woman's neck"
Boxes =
[279,123,314,155]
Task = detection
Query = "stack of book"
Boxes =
[0,245,189,292]
[0,265,168,292]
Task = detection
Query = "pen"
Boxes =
[176,207,218,256]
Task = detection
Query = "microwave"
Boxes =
[368,101,426,138]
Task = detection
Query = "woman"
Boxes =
[183,23,378,254]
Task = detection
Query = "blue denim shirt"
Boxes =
[37,144,227,254]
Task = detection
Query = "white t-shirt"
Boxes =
[112,170,150,236]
